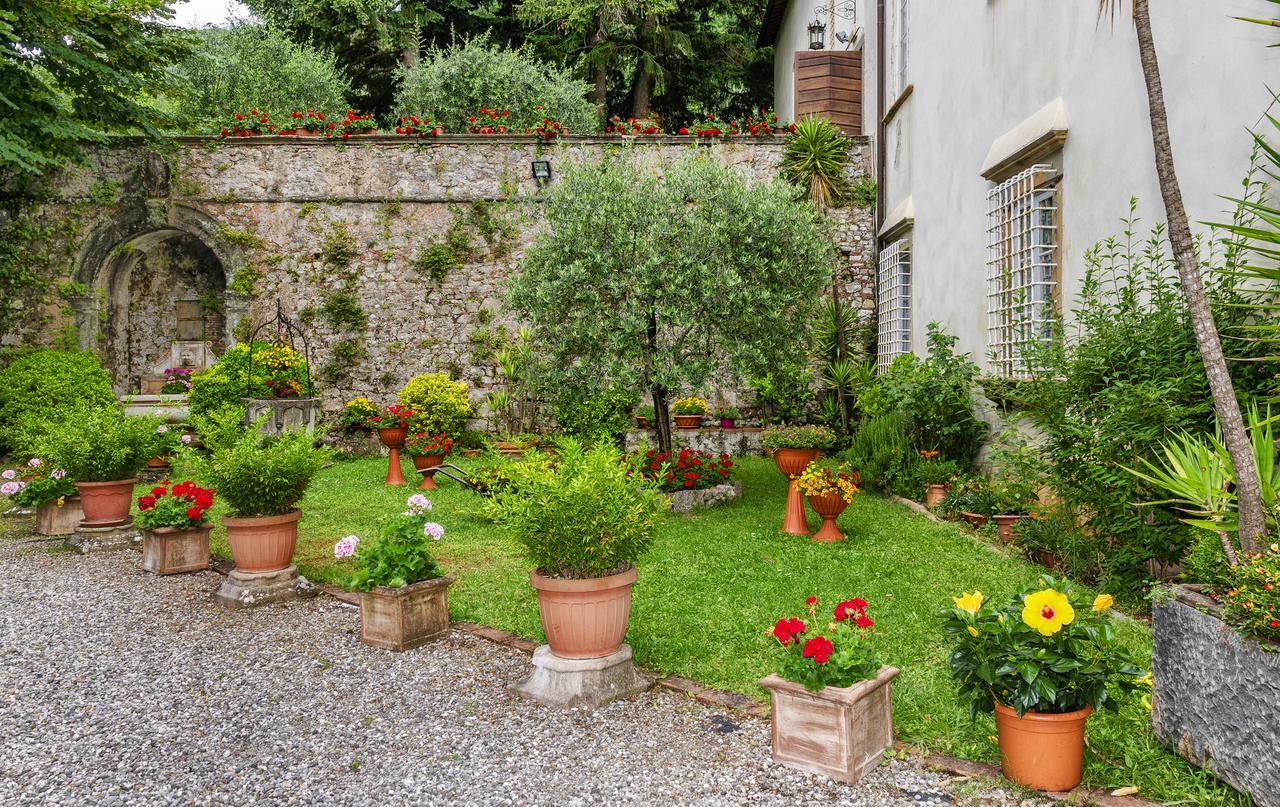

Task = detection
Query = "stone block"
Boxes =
[513,644,650,710]
[66,523,141,553]
[36,497,83,536]
[665,482,742,514]
[213,564,316,609]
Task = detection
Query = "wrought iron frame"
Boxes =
[245,299,314,398]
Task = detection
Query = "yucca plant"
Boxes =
[780,116,852,209]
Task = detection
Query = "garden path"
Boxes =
[0,537,1043,806]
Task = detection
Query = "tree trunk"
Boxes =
[631,14,657,118]
[1132,0,1266,554]
[400,44,419,70]
[652,384,673,457]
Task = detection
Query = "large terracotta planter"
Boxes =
[924,484,948,508]
[773,448,821,536]
[223,510,301,573]
[36,496,83,536]
[359,576,453,651]
[378,427,407,485]
[411,454,444,490]
[530,566,637,659]
[75,478,138,528]
[993,703,1092,792]
[142,524,211,575]
[994,514,1025,545]
[760,666,900,784]
[674,414,703,430]
[806,492,849,542]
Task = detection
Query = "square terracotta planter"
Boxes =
[36,497,83,536]
[141,524,211,575]
[760,666,899,784]
[359,576,453,651]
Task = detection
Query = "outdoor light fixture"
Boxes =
[808,18,827,50]
[531,159,552,183]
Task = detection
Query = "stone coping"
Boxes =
[166,133,871,147]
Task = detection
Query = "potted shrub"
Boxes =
[991,482,1036,544]
[137,480,215,575]
[715,406,740,430]
[916,450,959,508]
[43,407,160,528]
[147,423,183,473]
[760,595,898,784]
[336,493,452,650]
[671,396,707,429]
[942,477,996,527]
[335,397,378,435]
[943,577,1142,792]
[488,440,667,659]
[796,461,860,542]
[368,403,415,485]
[405,432,452,490]
[204,429,328,574]
[762,424,837,536]
[634,404,654,430]
[2,459,80,535]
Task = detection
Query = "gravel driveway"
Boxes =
[0,533,1037,806]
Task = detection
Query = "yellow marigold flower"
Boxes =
[967,625,979,637]
[953,591,984,615]
[1092,594,1114,613]
[1021,588,1075,636]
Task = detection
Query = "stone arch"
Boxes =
[71,202,252,393]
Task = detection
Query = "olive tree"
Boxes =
[509,152,834,454]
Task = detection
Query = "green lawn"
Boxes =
[173,454,1241,805]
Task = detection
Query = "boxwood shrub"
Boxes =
[0,349,115,454]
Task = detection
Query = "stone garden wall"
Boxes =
[10,135,875,416]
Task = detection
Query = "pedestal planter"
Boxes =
[530,567,637,659]
[142,524,211,575]
[75,478,138,528]
[1152,586,1280,806]
[806,492,848,542]
[993,703,1092,792]
[993,515,1025,545]
[773,448,821,536]
[223,510,301,574]
[378,428,407,486]
[36,497,83,536]
[760,666,899,784]
[674,415,703,430]
[411,454,444,490]
[359,576,453,651]
[924,484,948,509]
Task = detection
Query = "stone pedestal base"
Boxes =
[513,644,650,710]
[213,564,316,609]
[66,523,141,554]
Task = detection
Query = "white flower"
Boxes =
[156,425,169,434]
[1,481,18,496]
[27,458,41,468]
[422,522,444,541]
[181,434,193,444]
[333,535,360,558]
[1,470,14,480]
[50,469,66,480]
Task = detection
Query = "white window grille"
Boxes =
[895,0,910,94]
[877,236,911,373]
[986,165,1059,378]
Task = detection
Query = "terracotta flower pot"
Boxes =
[772,448,821,536]
[924,484,948,509]
[359,576,453,651]
[142,523,211,575]
[411,453,444,490]
[634,416,650,429]
[674,414,703,430]
[806,492,849,542]
[378,427,407,485]
[75,478,138,528]
[960,511,989,528]
[994,514,1025,545]
[147,456,171,470]
[36,496,83,536]
[223,510,301,573]
[994,703,1092,792]
[530,566,637,659]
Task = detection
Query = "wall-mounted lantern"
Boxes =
[808,18,827,50]
[531,160,552,183]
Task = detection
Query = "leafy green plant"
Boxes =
[487,439,668,579]
[553,385,636,441]
[770,595,882,692]
[318,289,367,330]
[940,477,997,519]
[2,460,77,508]
[41,407,160,482]
[671,396,708,416]
[761,424,837,451]
[842,413,913,492]
[913,454,960,488]
[200,428,329,517]
[342,494,445,590]
[748,359,817,426]
[943,577,1144,718]
[780,116,853,209]
[398,373,473,436]
[188,342,313,421]
[0,349,115,454]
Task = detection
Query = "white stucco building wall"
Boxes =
[769,0,865,122]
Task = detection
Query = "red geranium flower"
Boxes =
[802,636,834,664]
[150,485,167,497]
[854,614,874,629]
[185,506,203,521]
[772,617,806,645]
[805,596,817,606]
[137,495,156,511]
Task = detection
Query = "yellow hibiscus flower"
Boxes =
[1021,588,1075,636]
[953,591,984,615]
[1092,594,1114,613]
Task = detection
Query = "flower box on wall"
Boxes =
[1152,585,1280,807]
[760,666,899,784]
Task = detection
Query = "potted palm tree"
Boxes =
[488,439,668,659]
[943,577,1142,792]
[335,493,452,650]
[43,406,160,529]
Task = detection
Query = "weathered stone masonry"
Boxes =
[13,135,875,414]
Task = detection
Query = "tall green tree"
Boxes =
[509,153,833,455]
[0,0,189,175]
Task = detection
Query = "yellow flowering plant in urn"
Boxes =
[942,575,1144,791]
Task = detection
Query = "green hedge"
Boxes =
[0,350,115,455]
